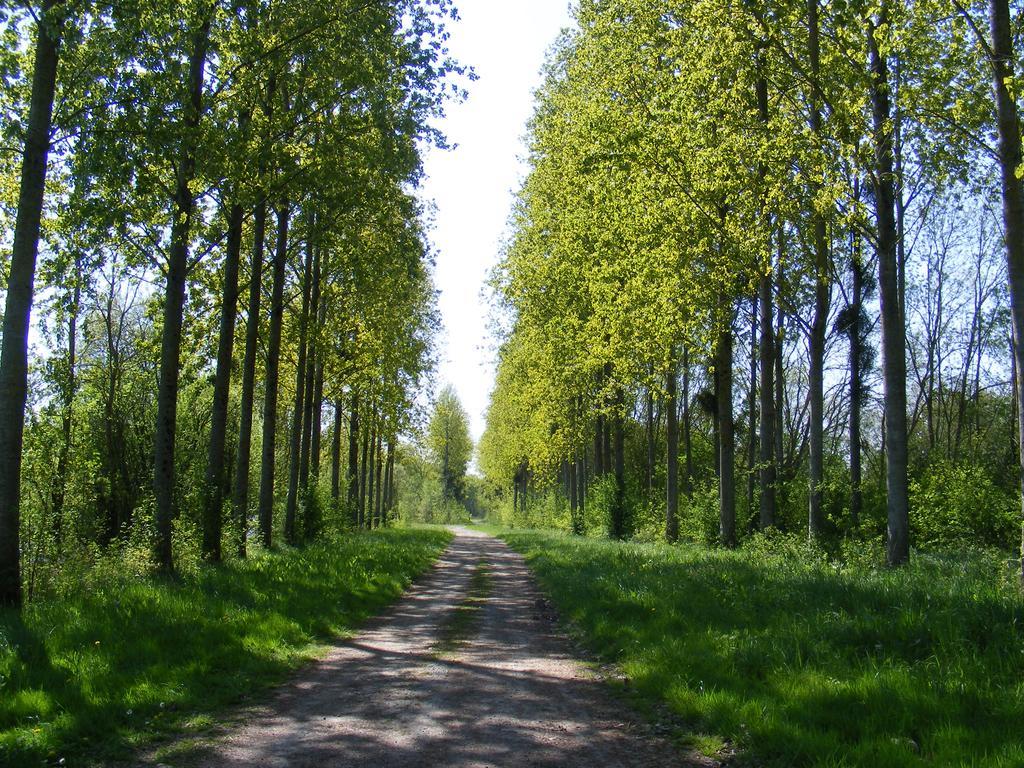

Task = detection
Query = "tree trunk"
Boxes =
[717,299,736,548]
[759,268,777,529]
[374,431,384,527]
[366,421,377,527]
[52,257,80,551]
[747,297,758,522]
[611,389,627,539]
[153,14,212,573]
[603,364,613,474]
[0,0,63,607]
[331,401,342,502]
[347,394,360,525]
[310,361,325,481]
[202,200,243,562]
[807,0,829,541]
[849,222,864,530]
[666,359,680,542]
[868,7,910,566]
[683,348,693,497]
[384,440,395,521]
[299,245,321,506]
[990,0,1024,582]
[646,385,655,501]
[258,202,290,549]
[285,237,314,545]
[232,197,266,558]
[359,413,370,528]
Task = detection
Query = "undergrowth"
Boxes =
[501,529,1024,767]
[0,528,451,766]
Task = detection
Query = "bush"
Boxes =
[909,461,1018,551]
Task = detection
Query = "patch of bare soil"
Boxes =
[151,527,714,767]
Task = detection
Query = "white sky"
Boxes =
[420,1,575,442]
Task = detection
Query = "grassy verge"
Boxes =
[0,528,451,767]
[500,529,1024,767]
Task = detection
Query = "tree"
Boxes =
[428,386,472,506]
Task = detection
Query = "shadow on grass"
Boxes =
[503,531,1024,768]
[0,528,451,766]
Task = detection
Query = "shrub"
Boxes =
[909,461,1018,551]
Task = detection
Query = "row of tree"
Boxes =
[0,0,466,608]
[480,0,1024,566]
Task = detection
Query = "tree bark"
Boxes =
[202,200,243,562]
[231,198,266,558]
[52,256,80,551]
[683,348,694,497]
[359,412,370,528]
[747,297,758,521]
[666,359,680,542]
[759,268,777,529]
[285,237,314,545]
[374,430,384,527]
[868,7,910,566]
[807,0,829,541]
[0,0,64,606]
[347,394,360,525]
[849,222,864,530]
[990,0,1024,582]
[331,401,342,501]
[153,14,212,573]
[717,299,736,548]
[258,202,290,549]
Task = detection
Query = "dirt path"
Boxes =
[161,528,709,767]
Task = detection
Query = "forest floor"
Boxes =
[144,527,711,768]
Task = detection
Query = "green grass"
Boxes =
[499,529,1024,767]
[0,528,451,767]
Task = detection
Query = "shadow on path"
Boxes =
[159,528,709,768]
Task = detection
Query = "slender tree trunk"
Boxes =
[258,202,290,549]
[52,260,80,550]
[310,362,325,480]
[569,446,579,533]
[299,246,321,507]
[775,279,786,505]
[374,431,384,527]
[850,223,864,530]
[594,416,604,477]
[807,0,829,541]
[666,359,680,542]
[0,0,64,606]
[153,15,212,573]
[759,269,777,529]
[347,394,360,525]
[989,0,1024,582]
[717,298,737,547]
[285,238,314,545]
[646,385,655,501]
[384,440,395,521]
[331,401,342,502]
[359,414,370,528]
[201,201,243,562]
[366,421,377,527]
[868,7,910,566]
[232,198,266,559]
[603,364,613,474]
[676,351,690,499]
[747,297,758,521]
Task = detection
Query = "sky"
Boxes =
[419,1,575,442]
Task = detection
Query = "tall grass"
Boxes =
[0,528,451,766]
[502,529,1024,767]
